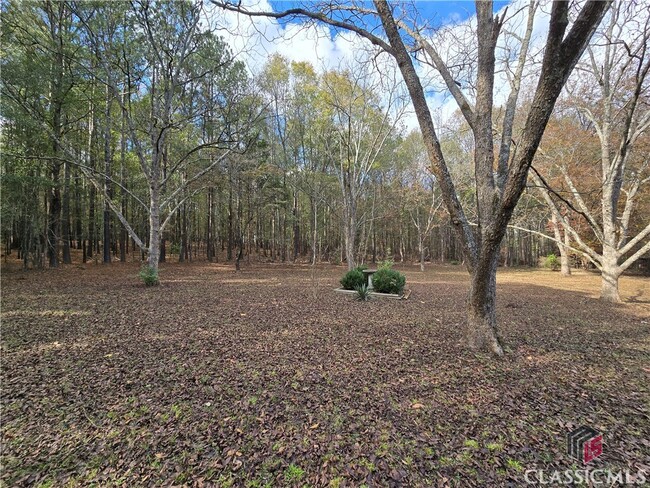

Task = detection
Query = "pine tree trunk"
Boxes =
[227,185,233,261]
[119,93,127,262]
[62,160,72,264]
[207,187,214,262]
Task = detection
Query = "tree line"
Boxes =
[2,0,648,354]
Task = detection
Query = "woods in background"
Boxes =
[1,1,648,298]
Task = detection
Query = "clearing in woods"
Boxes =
[1,262,648,486]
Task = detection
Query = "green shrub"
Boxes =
[354,284,371,301]
[340,267,365,290]
[544,253,560,270]
[372,268,405,295]
[378,258,394,270]
[139,265,160,286]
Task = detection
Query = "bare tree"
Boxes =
[535,1,650,301]
[211,0,610,355]
[77,1,259,274]
[4,1,259,278]
[319,60,405,270]
[401,132,443,271]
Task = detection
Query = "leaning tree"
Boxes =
[212,0,611,355]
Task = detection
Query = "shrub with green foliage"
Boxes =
[139,265,160,286]
[378,258,394,270]
[544,253,560,270]
[340,267,366,290]
[372,268,406,295]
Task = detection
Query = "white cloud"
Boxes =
[205,1,369,76]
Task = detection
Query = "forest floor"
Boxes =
[1,258,649,487]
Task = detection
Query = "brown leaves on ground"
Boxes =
[1,261,648,487]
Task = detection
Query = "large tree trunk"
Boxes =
[467,254,504,356]
[600,244,620,302]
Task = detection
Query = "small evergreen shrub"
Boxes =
[378,258,394,270]
[340,267,366,290]
[139,265,160,286]
[354,284,371,301]
[544,253,560,270]
[372,268,406,295]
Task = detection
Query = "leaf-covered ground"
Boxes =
[1,261,649,487]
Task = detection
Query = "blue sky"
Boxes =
[418,1,510,21]
[268,1,511,27]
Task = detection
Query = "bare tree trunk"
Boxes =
[119,90,127,262]
[467,254,503,355]
[61,159,72,263]
[343,186,356,270]
[311,197,318,265]
[551,212,571,276]
[227,183,233,260]
[103,84,112,264]
[601,244,620,302]
[293,192,299,262]
[561,229,571,276]
[148,186,160,271]
[419,235,425,271]
[207,187,214,262]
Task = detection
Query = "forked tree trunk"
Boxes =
[467,254,503,356]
